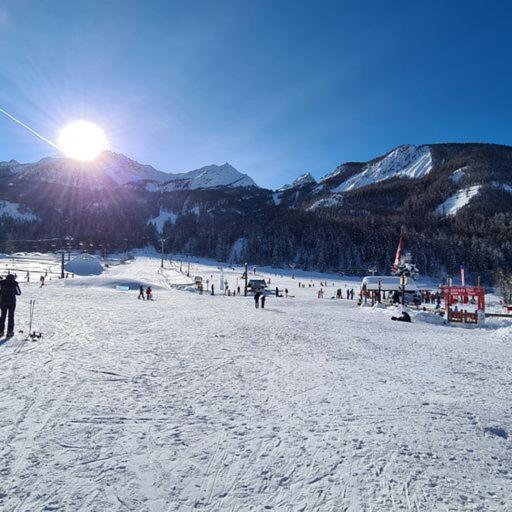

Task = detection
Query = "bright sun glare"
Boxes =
[58,121,108,161]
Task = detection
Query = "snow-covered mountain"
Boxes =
[332,144,432,192]
[160,163,256,191]
[279,172,317,191]
[1,142,512,281]
[0,151,257,190]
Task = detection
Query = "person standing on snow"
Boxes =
[0,274,21,337]
[138,285,145,300]
[146,286,152,300]
[254,291,261,308]
[261,293,266,309]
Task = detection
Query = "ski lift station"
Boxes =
[247,279,267,293]
[361,276,422,293]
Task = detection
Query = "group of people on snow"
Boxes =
[336,288,355,300]
[138,285,153,300]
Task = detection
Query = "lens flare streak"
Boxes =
[0,106,62,153]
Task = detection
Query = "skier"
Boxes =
[211,283,215,296]
[138,285,145,300]
[261,293,266,309]
[40,275,45,287]
[275,286,279,297]
[285,288,288,298]
[350,288,354,300]
[26,271,30,283]
[0,274,21,337]
[146,286,152,300]
[254,291,261,308]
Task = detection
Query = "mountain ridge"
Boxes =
[0,151,258,191]
[1,141,511,282]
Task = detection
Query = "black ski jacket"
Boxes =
[0,278,21,304]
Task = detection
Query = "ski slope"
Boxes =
[0,253,511,511]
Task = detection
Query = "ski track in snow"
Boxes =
[0,255,511,511]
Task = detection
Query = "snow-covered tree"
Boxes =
[392,252,420,280]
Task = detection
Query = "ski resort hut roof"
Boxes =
[64,253,104,276]
[247,279,267,292]
[361,276,420,292]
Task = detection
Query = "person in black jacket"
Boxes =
[0,274,21,336]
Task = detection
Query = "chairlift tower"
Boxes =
[159,237,166,269]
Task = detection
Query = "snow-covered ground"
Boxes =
[0,253,511,511]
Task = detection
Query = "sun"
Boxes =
[58,121,108,161]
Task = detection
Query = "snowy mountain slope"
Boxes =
[0,200,38,221]
[160,163,257,190]
[307,193,344,210]
[148,209,179,232]
[0,152,169,187]
[1,142,512,280]
[333,145,432,193]
[0,153,256,190]
[279,172,317,191]
[436,185,482,216]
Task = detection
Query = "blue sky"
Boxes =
[0,0,510,188]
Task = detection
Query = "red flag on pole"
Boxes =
[392,237,403,273]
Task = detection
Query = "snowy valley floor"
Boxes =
[0,255,511,511]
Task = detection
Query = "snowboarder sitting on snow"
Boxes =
[0,274,21,337]
[138,285,145,300]
[146,286,153,300]
[391,311,411,323]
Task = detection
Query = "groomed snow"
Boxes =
[0,253,511,511]
[0,200,38,222]
[436,185,481,216]
[272,192,282,206]
[148,209,178,232]
[334,145,432,193]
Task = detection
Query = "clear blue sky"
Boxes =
[0,0,510,189]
